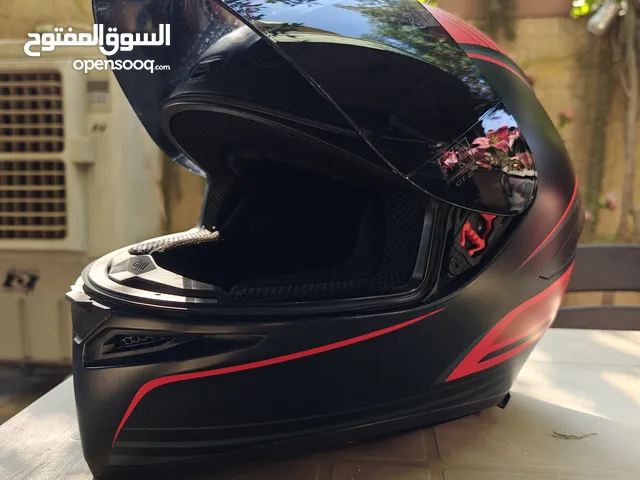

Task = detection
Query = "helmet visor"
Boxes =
[94,0,536,215]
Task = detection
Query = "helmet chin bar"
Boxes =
[109,236,226,300]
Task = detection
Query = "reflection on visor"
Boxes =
[94,0,536,214]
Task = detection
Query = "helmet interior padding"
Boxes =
[151,158,428,303]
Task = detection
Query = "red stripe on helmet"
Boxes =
[425,5,509,55]
[466,53,533,91]
[522,176,579,266]
[112,308,445,444]
[446,263,574,382]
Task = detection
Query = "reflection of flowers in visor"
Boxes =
[474,126,520,154]
[438,125,535,181]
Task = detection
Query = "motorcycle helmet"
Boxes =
[69,1,583,478]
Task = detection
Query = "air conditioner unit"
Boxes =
[0,40,165,366]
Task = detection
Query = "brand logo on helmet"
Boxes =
[132,259,150,272]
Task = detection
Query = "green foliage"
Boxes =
[571,0,602,18]
[570,0,626,18]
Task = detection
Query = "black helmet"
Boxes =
[69,1,582,478]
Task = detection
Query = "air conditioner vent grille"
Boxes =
[0,159,67,239]
[0,71,64,153]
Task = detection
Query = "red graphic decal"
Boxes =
[424,5,532,89]
[466,53,533,91]
[446,263,574,382]
[522,176,579,266]
[425,5,509,55]
[113,309,445,444]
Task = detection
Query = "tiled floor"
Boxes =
[0,329,639,479]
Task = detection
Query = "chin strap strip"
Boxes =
[128,228,220,256]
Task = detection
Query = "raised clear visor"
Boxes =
[94,0,536,214]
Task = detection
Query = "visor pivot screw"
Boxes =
[449,254,465,276]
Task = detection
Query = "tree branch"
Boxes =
[620,64,631,98]
[611,29,621,62]
[615,6,639,244]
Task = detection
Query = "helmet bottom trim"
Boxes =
[88,393,507,479]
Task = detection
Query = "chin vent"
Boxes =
[103,334,176,354]
[85,330,266,368]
